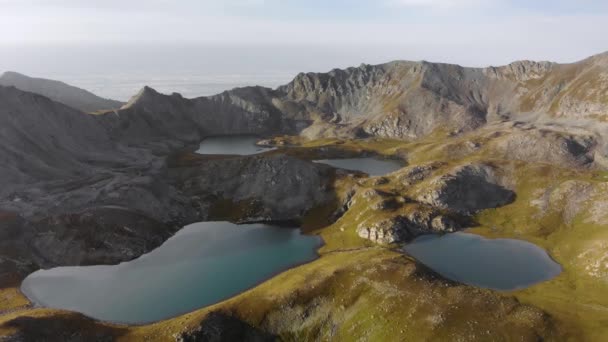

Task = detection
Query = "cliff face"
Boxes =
[0,72,124,113]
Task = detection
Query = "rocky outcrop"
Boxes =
[395,162,444,187]
[356,210,459,244]
[490,127,595,168]
[0,71,123,112]
[417,164,515,215]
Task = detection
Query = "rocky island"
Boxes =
[1,52,608,341]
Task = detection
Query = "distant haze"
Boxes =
[1,0,607,100]
[2,43,607,101]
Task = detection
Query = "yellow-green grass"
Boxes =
[2,135,607,341]
[472,163,608,341]
[0,286,29,314]
[292,135,608,341]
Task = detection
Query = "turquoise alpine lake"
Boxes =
[314,158,403,176]
[21,222,321,324]
[196,135,273,155]
[403,232,562,291]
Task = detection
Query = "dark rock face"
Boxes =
[0,207,175,281]
[417,164,515,215]
[26,207,174,268]
[171,154,335,223]
[177,312,277,342]
[0,212,34,284]
[0,71,124,113]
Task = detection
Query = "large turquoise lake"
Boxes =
[21,222,321,324]
[403,232,561,291]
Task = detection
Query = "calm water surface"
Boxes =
[21,222,321,324]
[314,158,403,176]
[403,232,561,290]
[196,136,273,155]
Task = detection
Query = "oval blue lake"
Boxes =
[403,232,561,291]
[196,135,273,155]
[314,158,403,176]
[21,222,321,324]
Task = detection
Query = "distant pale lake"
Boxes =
[314,158,403,176]
[21,222,321,324]
[403,232,561,291]
[196,136,273,155]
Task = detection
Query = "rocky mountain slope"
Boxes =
[0,71,124,113]
[84,51,608,163]
[0,86,131,195]
[91,85,312,149]
[282,52,608,139]
[1,52,608,341]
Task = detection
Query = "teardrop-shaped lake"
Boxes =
[403,232,561,291]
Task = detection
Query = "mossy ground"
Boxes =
[472,165,608,341]
[0,286,29,314]
[1,133,607,341]
[268,133,608,341]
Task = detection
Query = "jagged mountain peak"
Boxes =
[122,85,164,108]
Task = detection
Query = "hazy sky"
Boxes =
[0,0,607,72]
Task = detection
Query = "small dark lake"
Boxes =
[196,136,273,155]
[21,222,321,324]
[403,232,561,291]
[314,158,403,176]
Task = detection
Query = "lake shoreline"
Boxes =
[19,222,325,326]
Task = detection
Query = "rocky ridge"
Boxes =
[0,72,124,113]
[1,52,608,341]
[80,51,608,168]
